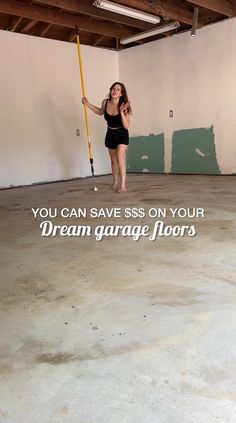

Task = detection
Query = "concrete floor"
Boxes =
[0,173,236,423]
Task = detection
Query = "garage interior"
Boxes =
[1,1,236,422]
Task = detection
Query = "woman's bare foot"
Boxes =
[118,186,126,193]
[113,182,119,192]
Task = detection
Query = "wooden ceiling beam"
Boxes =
[0,0,137,38]
[39,7,64,37]
[8,15,22,31]
[35,0,151,30]
[39,22,52,36]
[115,37,119,50]
[68,32,76,42]
[116,0,197,25]
[21,19,38,33]
[93,34,105,46]
[186,0,236,17]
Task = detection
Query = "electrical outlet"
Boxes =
[169,110,173,118]
[76,129,80,136]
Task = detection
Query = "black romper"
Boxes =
[104,99,129,150]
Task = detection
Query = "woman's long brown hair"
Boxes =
[109,82,132,114]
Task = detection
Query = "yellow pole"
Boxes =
[75,27,95,181]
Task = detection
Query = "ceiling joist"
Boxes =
[93,34,105,47]
[186,0,236,17]
[39,22,52,36]
[21,19,38,33]
[0,0,234,49]
[8,15,22,31]
[0,0,137,38]
[36,0,152,30]
[114,0,198,25]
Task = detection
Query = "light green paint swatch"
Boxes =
[172,126,220,174]
[127,133,164,173]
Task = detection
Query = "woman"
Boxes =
[82,82,131,193]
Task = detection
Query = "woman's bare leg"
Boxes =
[116,144,127,192]
[108,148,119,191]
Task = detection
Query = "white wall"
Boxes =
[1,17,236,188]
[119,18,236,174]
[0,30,118,188]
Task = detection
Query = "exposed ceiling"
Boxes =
[0,0,236,50]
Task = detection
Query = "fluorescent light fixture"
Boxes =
[191,7,199,38]
[120,21,180,45]
[93,0,160,24]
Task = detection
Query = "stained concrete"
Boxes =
[0,174,236,423]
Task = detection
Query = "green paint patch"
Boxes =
[172,126,220,174]
[127,133,164,173]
